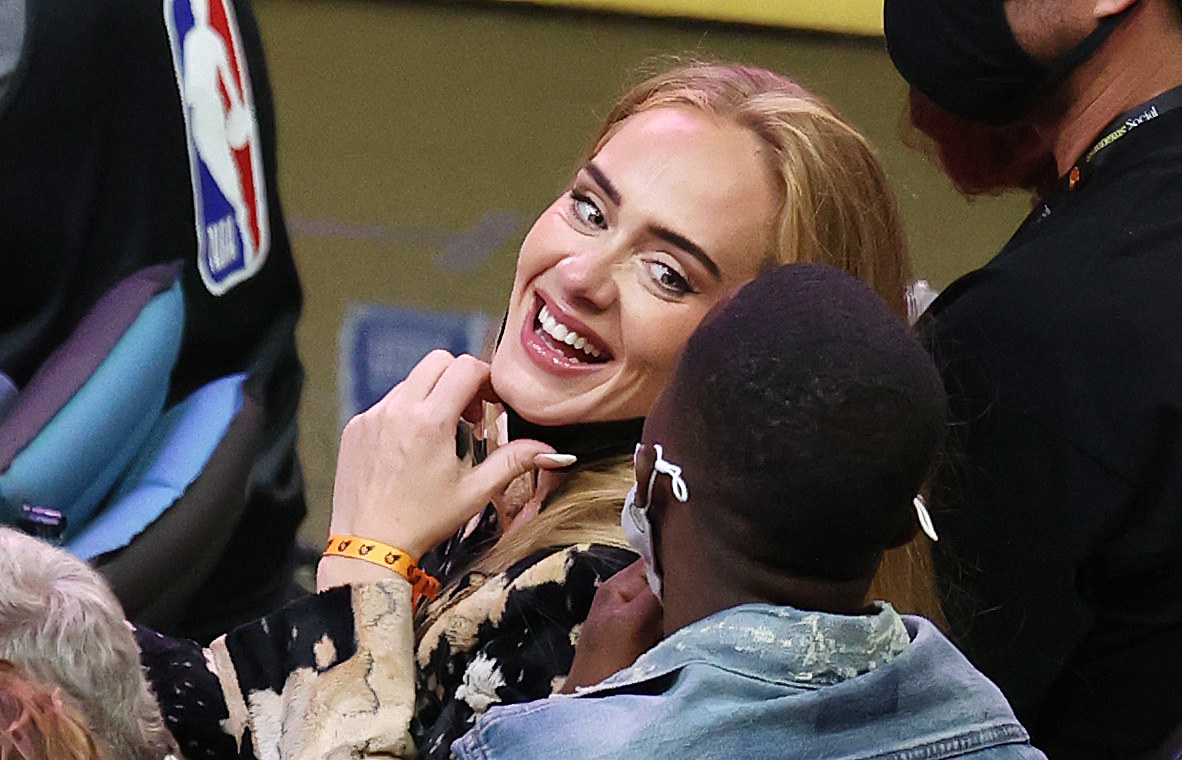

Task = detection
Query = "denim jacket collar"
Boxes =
[577,602,909,696]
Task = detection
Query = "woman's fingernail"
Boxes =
[536,453,577,467]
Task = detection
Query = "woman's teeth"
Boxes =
[538,304,603,359]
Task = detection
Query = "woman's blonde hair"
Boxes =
[593,60,912,318]
[443,60,942,624]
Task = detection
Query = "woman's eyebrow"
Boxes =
[584,162,621,205]
[649,226,721,280]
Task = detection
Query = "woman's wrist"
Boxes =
[319,535,442,604]
[316,555,403,592]
[329,521,434,564]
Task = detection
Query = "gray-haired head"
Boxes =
[0,527,180,760]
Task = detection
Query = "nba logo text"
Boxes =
[165,0,270,296]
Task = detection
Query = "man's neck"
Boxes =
[1042,1,1182,173]
[660,546,872,636]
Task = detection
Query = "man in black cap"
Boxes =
[884,0,1182,755]
[449,264,1044,760]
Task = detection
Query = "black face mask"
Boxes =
[504,404,644,466]
[884,0,1132,125]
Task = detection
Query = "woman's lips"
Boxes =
[518,297,611,374]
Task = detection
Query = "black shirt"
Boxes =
[922,103,1182,757]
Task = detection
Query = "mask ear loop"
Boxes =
[914,494,939,541]
[649,444,689,504]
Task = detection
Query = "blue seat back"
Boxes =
[0,279,184,537]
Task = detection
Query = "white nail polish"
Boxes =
[537,453,577,467]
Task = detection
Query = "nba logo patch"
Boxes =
[165,0,270,296]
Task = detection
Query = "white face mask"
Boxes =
[621,443,689,601]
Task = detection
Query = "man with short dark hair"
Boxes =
[884,0,1182,755]
[450,264,1044,760]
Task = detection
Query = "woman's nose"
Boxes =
[554,245,619,311]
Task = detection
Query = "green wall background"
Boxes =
[252,0,1032,542]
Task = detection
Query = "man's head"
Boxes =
[885,0,1182,193]
[884,0,1140,126]
[629,264,946,610]
[0,527,178,760]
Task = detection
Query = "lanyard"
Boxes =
[1021,85,1182,233]
[1071,84,1182,187]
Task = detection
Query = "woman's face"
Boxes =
[491,106,779,425]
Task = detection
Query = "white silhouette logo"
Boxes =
[166,0,270,295]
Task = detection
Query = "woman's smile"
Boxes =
[519,295,612,375]
[535,303,606,360]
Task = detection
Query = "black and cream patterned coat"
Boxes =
[138,542,635,759]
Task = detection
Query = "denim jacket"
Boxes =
[451,603,1046,760]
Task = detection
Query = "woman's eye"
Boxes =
[570,192,606,229]
[643,260,694,296]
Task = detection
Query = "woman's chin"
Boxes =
[490,363,553,423]
[494,389,574,427]
[491,371,593,427]
[490,349,649,426]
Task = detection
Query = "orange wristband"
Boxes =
[323,534,441,604]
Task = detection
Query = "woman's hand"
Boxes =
[561,560,663,693]
[319,351,571,590]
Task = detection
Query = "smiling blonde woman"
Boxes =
[137,61,941,760]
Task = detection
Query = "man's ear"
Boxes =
[887,492,941,547]
[646,475,678,523]
[633,443,657,508]
[645,476,679,582]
